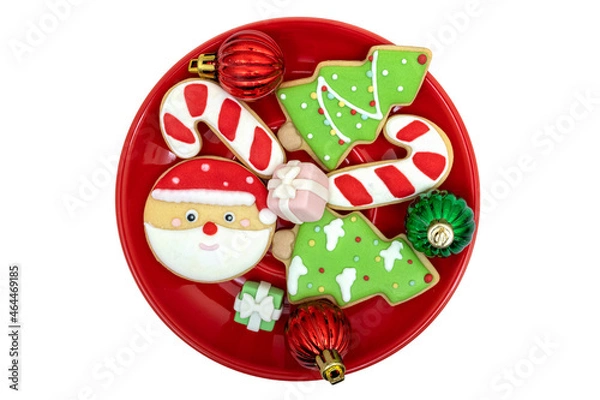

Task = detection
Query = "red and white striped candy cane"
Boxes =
[327,114,453,209]
[160,78,286,178]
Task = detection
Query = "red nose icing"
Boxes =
[203,221,218,236]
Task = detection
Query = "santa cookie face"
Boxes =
[143,157,277,283]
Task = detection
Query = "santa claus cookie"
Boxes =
[143,157,277,283]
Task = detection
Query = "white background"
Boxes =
[1,0,599,399]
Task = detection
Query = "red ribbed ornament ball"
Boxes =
[189,30,284,101]
[285,299,351,384]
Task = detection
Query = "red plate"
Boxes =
[116,17,479,381]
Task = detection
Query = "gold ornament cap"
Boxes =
[188,53,217,79]
[315,349,345,384]
[427,220,454,249]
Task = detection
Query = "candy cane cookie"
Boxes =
[327,115,453,210]
[160,78,286,178]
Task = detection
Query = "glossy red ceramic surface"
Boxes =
[116,17,479,381]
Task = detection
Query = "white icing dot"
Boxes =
[280,93,287,100]
[382,70,389,76]
[201,164,210,172]
[324,155,331,161]
[223,181,229,187]
[351,86,357,92]
[172,177,180,184]
[332,73,338,80]
[336,112,342,118]
[356,123,362,129]
[307,133,314,139]
[246,176,254,184]
[301,102,307,109]
[397,86,404,92]
[401,59,407,64]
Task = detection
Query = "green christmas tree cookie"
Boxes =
[271,209,439,308]
[277,45,431,170]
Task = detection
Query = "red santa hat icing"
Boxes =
[151,157,277,225]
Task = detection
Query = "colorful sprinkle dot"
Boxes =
[363,275,370,281]
[368,55,373,62]
[324,120,331,126]
[407,259,413,265]
[355,236,362,243]
[417,54,428,65]
[330,129,336,136]
[301,102,307,109]
[314,226,321,232]
[368,86,374,93]
[321,85,327,92]
[338,101,345,107]
[366,70,373,78]
[308,240,316,247]
[382,69,389,76]
[350,216,357,222]
[307,283,313,289]
[311,92,317,99]
[318,108,324,114]
[369,100,376,107]
[424,274,433,283]
[375,256,381,262]
[373,239,379,245]
[397,86,404,92]
[338,139,345,145]
[327,93,335,100]
[351,109,357,115]
[318,286,325,293]
[393,283,399,289]
[353,256,360,262]
[319,267,325,274]
[361,114,368,120]
[409,280,416,286]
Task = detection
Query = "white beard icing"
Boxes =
[144,222,272,282]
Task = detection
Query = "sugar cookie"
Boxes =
[277,45,430,170]
[143,157,277,283]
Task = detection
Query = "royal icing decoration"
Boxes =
[267,160,329,224]
[277,46,431,170]
[143,157,277,283]
[233,281,284,332]
[327,114,453,209]
[160,78,286,178]
[279,209,439,307]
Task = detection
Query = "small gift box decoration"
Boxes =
[233,281,284,332]
[267,160,330,225]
